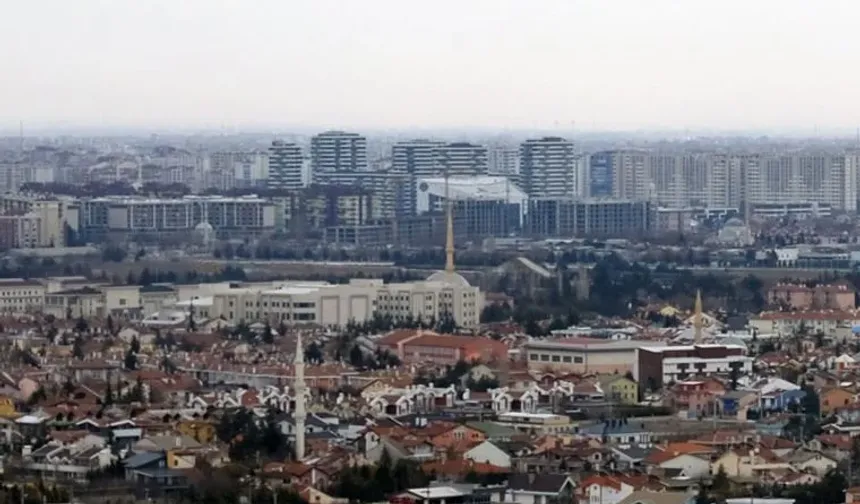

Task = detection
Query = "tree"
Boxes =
[72,337,85,360]
[728,361,742,390]
[695,483,712,504]
[125,376,145,403]
[262,322,274,344]
[124,349,138,371]
[188,303,197,332]
[75,316,88,334]
[435,311,457,334]
[106,314,114,334]
[305,342,324,363]
[349,345,364,368]
[27,386,47,406]
[130,336,141,354]
[801,385,820,417]
[711,464,729,497]
[104,381,114,406]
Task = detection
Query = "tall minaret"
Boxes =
[693,290,703,344]
[444,174,455,274]
[293,332,306,460]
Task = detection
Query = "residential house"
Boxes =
[465,422,519,442]
[133,434,203,453]
[667,380,725,418]
[610,445,650,470]
[786,449,838,475]
[821,387,856,416]
[710,447,790,479]
[616,491,694,504]
[176,419,216,444]
[579,475,639,504]
[718,391,759,419]
[123,452,168,482]
[367,435,435,464]
[23,442,112,483]
[749,377,805,413]
[506,473,576,504]
[0,395,18,418]
[644,443,714,479]
[424,422,486,450]
[464,440,514,468]
[579,420,652,446]
[598,375,639,405]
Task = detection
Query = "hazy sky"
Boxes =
[4,0,860,132]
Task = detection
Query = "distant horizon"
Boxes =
[3,122,860,140]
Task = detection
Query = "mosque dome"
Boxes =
[426,270,471,287]
[193,221,216,247]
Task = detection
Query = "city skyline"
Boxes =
[4,0,860,133]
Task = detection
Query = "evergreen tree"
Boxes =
[104,381,114,405]
[262,321,274,344]
[188,304,197,332]
[124,349,138,370]
[305,342,324,363]
[75,315,88,333]
[72,337,85,360]
[349,345,364,367]
[711,465,729,497]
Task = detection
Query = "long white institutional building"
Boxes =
[172,277,483,328]
[0,274,483,329]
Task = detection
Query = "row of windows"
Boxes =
[227,311,316,322]
[0,290,41,296]
[529,353,584,364]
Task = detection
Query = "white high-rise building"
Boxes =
[519,137,580,198]
[436,142,488,177]
[743,153,856,211]
[311,130,367,181]
[392,139,444,215]
[488,145,519,176]
[268,141,304,191]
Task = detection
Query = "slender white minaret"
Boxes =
[293,332,306,461]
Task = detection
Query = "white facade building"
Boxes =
[519,137,580,198]
[268,141,304,191]
[174,277,484,329]
[436,142,488,177]
[310,130,367,179]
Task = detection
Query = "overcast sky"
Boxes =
[3,0,860,133]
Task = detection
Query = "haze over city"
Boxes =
[4,0,860,134]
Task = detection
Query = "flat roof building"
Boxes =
[634,344,752,391]
[524,338,666,375]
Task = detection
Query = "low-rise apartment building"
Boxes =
[750,310,860,337]
[635,344,752,390]
[0,279,46,314]
[377,330,507,365]
[768,282,855,311]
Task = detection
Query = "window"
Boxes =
[540,354,549,362]
[563,356,572,363]
[551,355,561,362]
[574,356,584,363]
